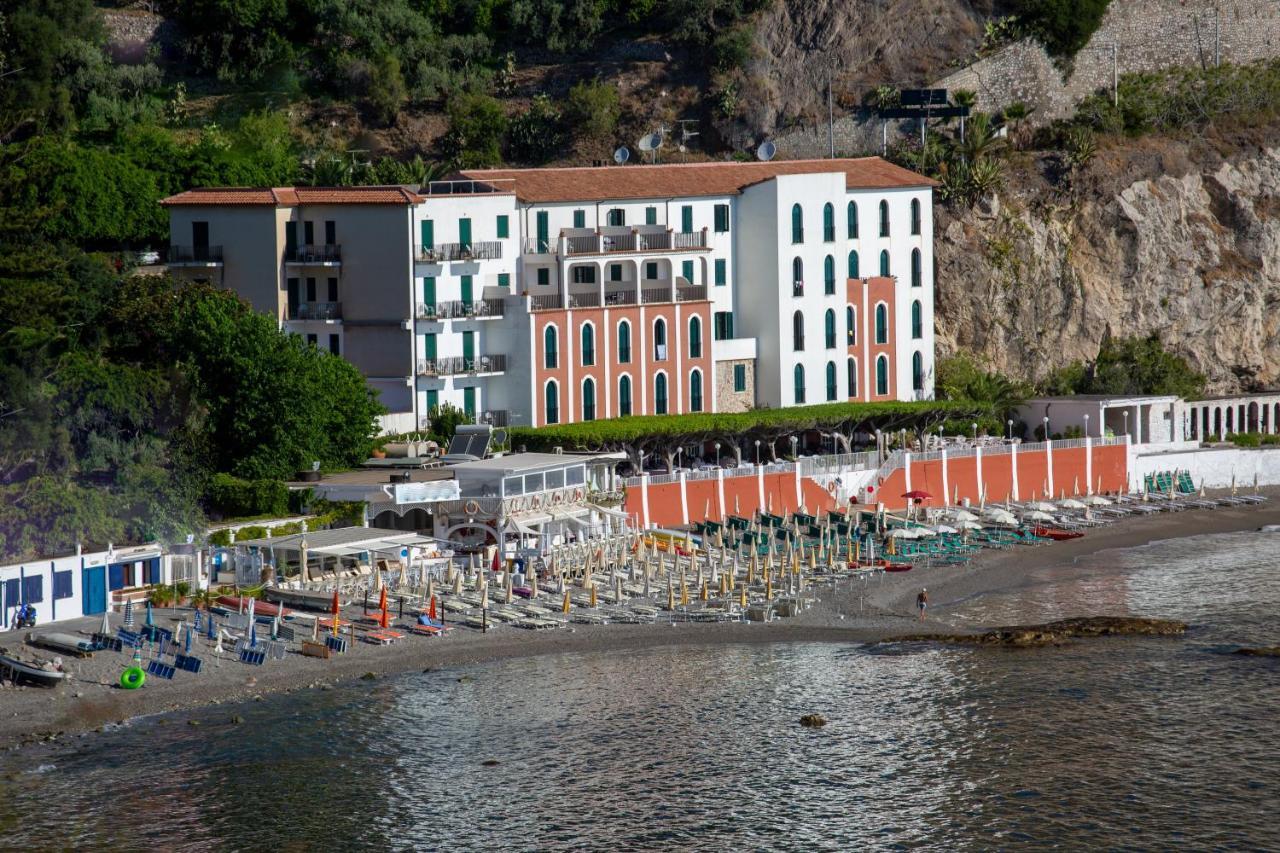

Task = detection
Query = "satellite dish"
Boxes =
[613,146,630,164]
[493,428,508,446]
[757,140,777,162]
[637,132,664,152]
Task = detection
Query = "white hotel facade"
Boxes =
[162,158,937,431]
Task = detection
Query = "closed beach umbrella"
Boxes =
[145,600,155,629]
[331,589,341,636]
[530,568,539,600]
[589,582,597,609]
[123,599,135,629]
[562,588,572,614]
[99,609,111,636]
[1059,498,1087,510]
[378,586,390,628]
[453,571,463,596]
[666,579,674,610]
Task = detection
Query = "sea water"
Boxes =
[1,531,1277,850]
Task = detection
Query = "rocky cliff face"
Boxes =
[934,137,1280,393]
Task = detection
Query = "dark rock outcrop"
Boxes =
[1233,646,1280,657]
[890,616,1187,647]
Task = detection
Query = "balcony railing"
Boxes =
[416,242,502,263]
[530,294,564,311]
[416,299,505,320]
[416,354,507,376]
[288,302,342,320]
[528,230,713,258]
[169,245,223,264]
[286,244,341,264]
[478,409,509,427]
[530,285,709,311]
[523,238,552,255]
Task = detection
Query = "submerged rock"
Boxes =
[891,617,1187,648]
[360,672,377,681]
[799,714,827,728]
[481,759,500,766]
[1234,646,1280,657]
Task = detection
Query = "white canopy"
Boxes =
[1023,510,1056,522]
[1058,498,1088,510]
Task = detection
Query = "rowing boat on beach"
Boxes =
[264,586,345,611]
[0,654,66,688]
[28,632,95,657]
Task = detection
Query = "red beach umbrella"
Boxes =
[428,594,437,622]
[378,586,389,629]
[901,490,932,500]
[330,589,340,636]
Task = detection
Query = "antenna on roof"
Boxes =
[613,146,630,165]
[757,140,777,162]
[676,119,699,162]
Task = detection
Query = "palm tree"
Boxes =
[1002,101,1033,149]
[961,112,1004,163]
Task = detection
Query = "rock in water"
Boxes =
[799,714,827,728]
[360,672,377,681]
[1234,646,1280,657]
[889,616,1187,647]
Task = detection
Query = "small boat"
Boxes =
[28,632,96,657]
[216,596,290,618]
[882,563,913,573]
[1031,526,1084,541]
[264,587,344,611]
[0,654,66,688]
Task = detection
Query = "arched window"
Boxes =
[688,316,702,359]
[823,254,836,294]
[618,375,632,417]
[653,318,667,360]
[822,202,835,242]
[824,308,836,349]
[825,360,837,401]
[878,199,889,237]
[791,203,803,243]
[879,250,890,277]
[912,352,924,392]
[875,355,889,396]
[581,323,595,366]
[543,325,558,369]
[690,369,703,412]
[848,250,859,279]
[911,248,922,287]
[792,311,805,351]
[582,377,597,420]
[875,303,888,344]
[545,381,560,424]
[847,200,858,239]
[910,198,921,235]
[793,364,806,404]
[846,305,856,345]
[617,320,632,363]
[911,300,923,339]
[792,257,804,296]
[654,373,668,414]
[847,357,857,398]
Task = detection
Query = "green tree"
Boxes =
[935,354,1033,422]
[367,51,407,126]
[1088,335,1207,398]
[442,93,507,167]
[507,94,565,164]
[1014,0,1112,58]
[564,80,620,144]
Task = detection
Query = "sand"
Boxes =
[3,495,1278,749]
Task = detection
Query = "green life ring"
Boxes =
[120,666,146,690]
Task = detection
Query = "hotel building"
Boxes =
[162,157,937,431]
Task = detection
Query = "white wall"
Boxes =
[1130,446,1280,490]
[0,545,168,629]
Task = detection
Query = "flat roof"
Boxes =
[450,453,596,474]
[160,186,422,207]
[233,527,437,553]
[458,157,937,204]
[1025,395,1180,404]
[287,468,456,488]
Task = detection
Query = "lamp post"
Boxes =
[1042,415,1050,442]
[789,435,799,460]
[971,422,978,442]
[1007,419,1014,440]
[874,429,882,461]
[1083,413,1090,438]
[754,439,761,465]
[677,446,684,470]
[1123,410,1130,441]
[714,442,722,467]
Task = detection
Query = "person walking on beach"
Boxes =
[916,588,928,621]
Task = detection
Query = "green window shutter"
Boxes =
[498,273,510,288]
[537,267,549,286]
[645,206,657,225]
[426,389,439,415]
[645,261,658,279]
[462,330,475,361]
[463,387,476,419]
[536,211,549,251]
[420,220,434,252]
[714,259,726,286]
[459,218,472,250]
[714,204,729,233]
[461,275,473,303]
[573,210,586,228]
[734,364,746,392]
[423,276,436,308]
[681,205,693,234]
[424,333,437,360]
[496,215,509,239]
[610,264,622,282]
[682,260,694,283]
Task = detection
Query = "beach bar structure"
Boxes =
[229,527,451,587]
[1018,396,1181,446]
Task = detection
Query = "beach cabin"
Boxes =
[0,543,171,630]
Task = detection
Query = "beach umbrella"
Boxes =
[680,575,689,606]
[739,584,748,609]
[453,570,463,596]
[378,586,390,628]
[311,615,320,641]
[886,528,918,539]
[933,524,958,534]
[249,617,258,649]
[666,579,674,610]
[99,609,111,636]
[184,623,193,654]
[1027,501,1057,512]
[957,520,984,531]
[1083,495,1111,506]
[1023,510,1055,522]
[1059,498,1087,510]
[144,600,155,629]
[331,589,341,636]
[207,613,217,641]
[530,568,539,600]
[765,573,773,600]
[428,594,437,622]
[504,570,514,605]
[271,611,280,641]
[480,581,489,610]
[123,599,135,629]
[589,582,597,609]
[562,588,571,614]
[700,580,708,602]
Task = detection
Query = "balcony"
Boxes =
[525,229,711,258]
[286,244,342,265]
[288,302,343,321]
[169,245,223,265]
[415,299,505,321]
[528,284,708,311]
[416,354,507,376]
[416,242,503,263]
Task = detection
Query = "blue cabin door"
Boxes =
[82,567,107,615]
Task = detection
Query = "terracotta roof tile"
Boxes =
[160,186,420,206]
[458,157,937,204]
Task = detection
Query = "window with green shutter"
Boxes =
[461,275,473,303]
[645,206,658,225]
[422,276,436,310]
[496,215,509,238]
[426,389,439,415]
[498,273,510,288]
[645,261,658,280]
[609,264,622,282]
[536,211,549,251]
[420,220,434,253]
[459,218,472,250]
[682,260,694,283]
[733,364,746,392]
[464,387,476,419]
[573,209,586,228]
[424,333,437,360]
[714,258,726,286]
[681,205,693,234]
[537,267,550,286]
[714,204,729,233]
